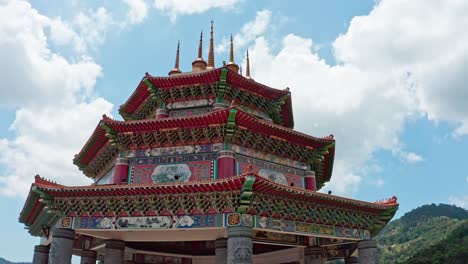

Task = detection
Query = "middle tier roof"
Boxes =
[74,107,335,189]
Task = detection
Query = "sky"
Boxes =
[0,0,467,262]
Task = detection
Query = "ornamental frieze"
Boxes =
[55,213,371,241]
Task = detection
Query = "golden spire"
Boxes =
[175,41,180,68]
[198,31,203,59]
[169,41,182,76]
[207,20,215,68]
[192,30,207,71]
[229,34,234,63]
[246,49,252,79]
[226,33,239,73]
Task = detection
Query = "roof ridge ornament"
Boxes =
[226,34,239,73]
[207,20,215,69]
[169,41,182,76]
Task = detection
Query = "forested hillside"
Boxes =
[376,204,468,264]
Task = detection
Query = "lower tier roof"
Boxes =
[19,174,398,237]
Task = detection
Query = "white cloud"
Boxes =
[154,0,241,21]
[73,7,113,50]
[216,9,272,53]
[242,0,468,195]
[0,0,113,197]
[248,35,413,195]
[0,100,112,197]
[398,151,424,164]
[449,195,468,209]
[393,148,424,164]
[333,0,468,136]
[123,0,148,25]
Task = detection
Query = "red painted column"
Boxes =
[113,158,129,185]
[217,150,236,179]
[155,108,169,119]
[304,170,317,191]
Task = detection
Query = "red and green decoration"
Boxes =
[73,107,335,187]
[118,67,294,128]
[19,174,398,237]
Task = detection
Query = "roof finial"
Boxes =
[239,65,243,76]
[175,41,180,68]
[169,41,182,76]
[246,49,252,79]
[207,20,215,68]
[229,34,234,63]
[226,33,239,73]
[192,31,207,71]
[198,31,203,60]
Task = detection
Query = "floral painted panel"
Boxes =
[131,161,213,184]
[151,164,192,183]
[238,158,304,188]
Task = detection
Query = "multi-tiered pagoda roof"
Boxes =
[19,22,398,263]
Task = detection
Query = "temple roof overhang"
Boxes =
[73,107,335,187]
[118,67,294,128]
[19,174,398,237]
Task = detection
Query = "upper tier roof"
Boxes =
[73,107,335,188]
[118,67,294,128]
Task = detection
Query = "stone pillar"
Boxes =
[217,150,236,179]
[113,158,129,185]
[215,238,228,264]
[304,247,325,264]
[155,108,169,119]
[48,228,75,264]
[33,245,49,264]
[304,171,317,191]
[358,240,378,264]
[104,240,125,264]
[345,256,359,264]
[227,226,253,264]
[213,102,227,110]
[80,250,97,264]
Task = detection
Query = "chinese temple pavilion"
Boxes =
[20,22,398,264]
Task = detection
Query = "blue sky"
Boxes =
[1,0,467,261]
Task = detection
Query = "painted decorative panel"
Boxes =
[169,107,211,118]
[72,214,222,230]
[127,144,219,184]
[237,155,305,188]
[116,216,174,229]
[126,143,221,158]
[231,145,308,170]
[64,213,370,240]
[166,98,213,109]
[131,161,213,184]
[151,164,192,183]
[258,169,288,185]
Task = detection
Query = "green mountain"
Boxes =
[0,257,31,264]
[376,203,468,264]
